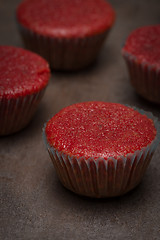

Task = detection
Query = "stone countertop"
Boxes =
[0,0,160,239]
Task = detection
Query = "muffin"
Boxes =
[0,46,50,135]
[122,25,160,104]
[43,102,160,198]
[16,0,115,71]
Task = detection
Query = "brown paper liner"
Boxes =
[17,23,110,71]
[122,50,160,104]
[43,107,160,198]
[0,89,45,136]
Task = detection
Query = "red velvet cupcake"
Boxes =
[16,0,115,70]
[122,25,160,104]
[0,46,50,135]
[43,102,160,198]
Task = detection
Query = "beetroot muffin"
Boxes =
[0,46,50,135]
[122,25,160,104]
[43,102,160,198]
[16,0,115,70]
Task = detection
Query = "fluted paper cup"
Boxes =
[43,107,160,198]
[0,89,45,136]
[122,50,160,104]
[17,23,110,71]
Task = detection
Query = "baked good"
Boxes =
[122,25,160,104]
[43,101,160,197]
[16,0,115,70]
[0,45,50,135]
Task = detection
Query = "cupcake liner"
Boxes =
[122,50,160,104]
[0,89,45,136]
[17,22,110,70]
[43,107,160,198]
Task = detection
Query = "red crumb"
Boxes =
[17,0,115,38]
[0,46,50,99]
[122,25,160,68]
[45,102,156,159]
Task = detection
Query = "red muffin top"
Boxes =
[122,25,160,68]
[16,0,115,38]
[45,102,156,160]
[0,46,50,99]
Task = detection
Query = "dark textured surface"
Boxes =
[0,0,160,239]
